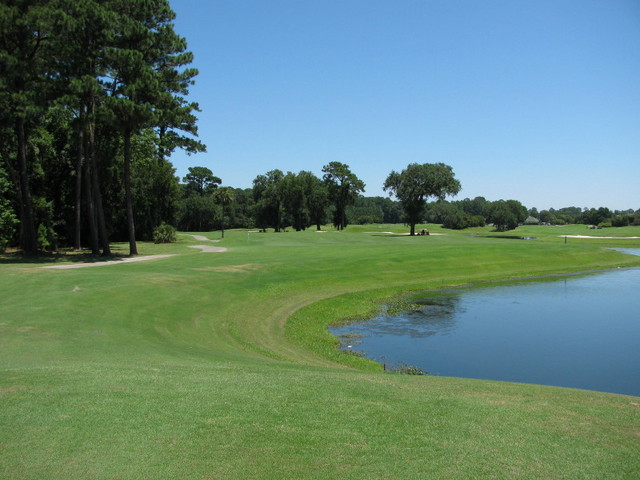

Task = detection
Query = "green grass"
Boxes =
[2,225,640,479]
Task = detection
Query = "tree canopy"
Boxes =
[322,162,365,230]
[0,0,203,255]
[384,163,460,235]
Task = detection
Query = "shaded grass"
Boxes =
[1,225,640,479]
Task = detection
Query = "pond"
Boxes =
[331,251,640,397]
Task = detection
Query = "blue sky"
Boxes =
[168,0,640,211]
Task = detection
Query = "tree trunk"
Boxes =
[15,117,38,254]
[74,118,84,250]
[220,204,225,239]
[410,223,416,236]
[83,149,100,255]
[123,129,138,255]
[87,109,110,256]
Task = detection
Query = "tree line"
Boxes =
[1,2,637,254]
[427,199,639,230]
[1,0,203,255]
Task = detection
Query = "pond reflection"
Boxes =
[351,296,462,339]
[330,260,640,397]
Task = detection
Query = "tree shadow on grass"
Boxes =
[0,247,129,265]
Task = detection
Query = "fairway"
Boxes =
[2,225,640,479]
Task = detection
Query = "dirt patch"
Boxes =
[188,245,228,253]
[41,254,176,269]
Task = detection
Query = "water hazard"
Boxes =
[331,251,640,397]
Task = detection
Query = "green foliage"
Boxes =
[177,194,219,231]
[212,187,234,237]
[0,168,18,252]
[0,0,203,255]
[442,209,468,229]
[384,162,461,235]
[582,207,613,226]
[353,214,377,225]
[488,199,527,232]
[281,172,311,231]
[322,161,365,230]
[253,169,285,231]
[152,222,177,243]
[611,215,632,227]
[183,166,221,196]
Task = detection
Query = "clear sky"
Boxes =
[168,0,640,211]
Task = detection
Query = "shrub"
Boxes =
[37,223,58,252]
[611,216,631,227]
[442,210,468,229]
[355,215,377,225]
[468,215,486,227]
[153,223,177,243]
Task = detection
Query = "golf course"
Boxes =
[1,224,639,479]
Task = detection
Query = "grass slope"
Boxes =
[1,225,639,479]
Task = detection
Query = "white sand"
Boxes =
[562,235,640,239]
[41,254,176,269]
[365,231,447,236]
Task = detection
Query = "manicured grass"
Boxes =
[1,225,639,479]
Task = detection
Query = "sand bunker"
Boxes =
[41,254,176,269]
[563,235,640,239]
[188,245,228,253]
[366,231,446,236]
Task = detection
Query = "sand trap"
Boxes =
[188,245,228,253]
[563,235,640,239]
[180,234,220,242]
[41,254,176,269]
[366,231,447,236]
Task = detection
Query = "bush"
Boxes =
[355,215,377,225]
[442,210,468,229]
[37,223,58,252]
[153,223,177,243]
[468,215,486,227]
[611,216,631,227]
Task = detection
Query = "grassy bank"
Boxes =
[1,225,639,479]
